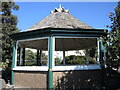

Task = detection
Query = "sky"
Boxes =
[12,2,118,32]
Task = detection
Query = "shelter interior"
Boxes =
[16,37,99,67]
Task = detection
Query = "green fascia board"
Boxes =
[53,33,104,37]
[10,28,108,40]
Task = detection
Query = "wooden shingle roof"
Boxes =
[26,5,93,31]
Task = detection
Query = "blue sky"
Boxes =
[12,2,118,32]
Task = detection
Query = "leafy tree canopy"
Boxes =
[25,49,37,60]
[0,1,19,68]
[107,1,120,70]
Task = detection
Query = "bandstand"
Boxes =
[10,6,108,89]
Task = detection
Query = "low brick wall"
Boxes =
[14,71,47,89]
[53,70,103,89]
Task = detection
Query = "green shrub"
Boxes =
[55,57,62,65]
[65,55,96,65]
[0,59,9,69]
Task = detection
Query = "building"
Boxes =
[10,5,108,89]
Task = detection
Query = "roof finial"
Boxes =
[59,4,62,9]
[51,5,69,14]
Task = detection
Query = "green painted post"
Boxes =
[99,38,107,88]
[48,36,55,89]
[11,70,14,85]
[11,41,17,85]
[99,38,104,68]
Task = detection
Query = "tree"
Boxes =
[107,1,120,71]
[25,50,36,61]
[1,1,19,67]
[25,49,37,66]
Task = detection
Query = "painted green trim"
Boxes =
[99,38,104,68]
[53,33,103,37]
[11,70,14,85]
[48,36,54,89]
[48,70,53,89]
[10,28,108,41]
[11,41,17,85]
[11,41,17,68]
[48,36,53,69]
[11,33,104,41]
[51,29,107,33]
[10,28,107,36]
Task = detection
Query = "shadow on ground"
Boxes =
[106,68,120,90]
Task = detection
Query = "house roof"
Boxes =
[26,5,93,31]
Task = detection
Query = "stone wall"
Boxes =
[14,70,103,89]
[14,71,47,89]
[53,70,103,89]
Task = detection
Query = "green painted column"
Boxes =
[11,41,17,85]
[48,36,55,89]
[98,38,104,68]
[99,38,107,88]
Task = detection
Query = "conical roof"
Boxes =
[27,5,93,31]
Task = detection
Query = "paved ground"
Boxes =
[0,79,6,90]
